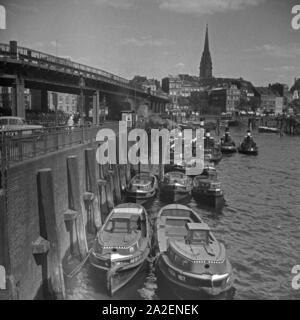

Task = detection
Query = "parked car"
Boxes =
[0,117,43,137]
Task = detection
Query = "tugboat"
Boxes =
[204,130,223,163]
[125,172,158,202]
[192,166,224,210]
[238,130,258,155]
[156,204,233,299]
[89,203,151,296]
[220,128,237,154]
[159,171,193,202]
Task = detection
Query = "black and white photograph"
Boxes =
[0,0,299,305]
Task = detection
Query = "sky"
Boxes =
[0,0,300,87]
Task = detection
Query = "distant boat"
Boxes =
[89,203,151,296]
[159,171,193,202]
[258,126,279,134]
[238,140,258,155]
[155,204,233,299]
[125,173,158,202]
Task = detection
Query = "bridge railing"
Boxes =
[0,125,101,166]
[0,43,169,101]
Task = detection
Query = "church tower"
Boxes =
[199,24,213,79]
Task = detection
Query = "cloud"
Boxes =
[158,0,265,15]
[121,36,175,47]
[245,43,300,58]
[94,0,136,9]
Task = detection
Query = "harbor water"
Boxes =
[66,126,300,300]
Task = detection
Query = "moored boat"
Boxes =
[258,126,279,133]
[192,168,224,210]
[159,171,193,202]
[89,203,151,296]
[125,172,158,201]
[156,204,233,299]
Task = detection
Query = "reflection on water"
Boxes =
[66,127,300,300]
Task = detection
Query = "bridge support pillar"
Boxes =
[93,91,100,126]
[41,90,48,113]
[11,77,25,119]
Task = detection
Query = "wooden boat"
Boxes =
[258,126,279,134]
[159,171,193,202]
[192,168,224,210]
[125,173,158,201]
[89,203,151,296]
[156,204,233,299]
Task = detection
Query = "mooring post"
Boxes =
[84,149,101,231]
[37,169,66,300]
[67,156,88,259]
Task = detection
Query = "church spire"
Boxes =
[204,24,209,53]
[200,24,213,79]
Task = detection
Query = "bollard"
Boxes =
[37,169,65,300]
[85,149,101,231]
[67,156,88,259]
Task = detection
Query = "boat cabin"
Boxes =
[185,223,210,246]
[107,209,143,234]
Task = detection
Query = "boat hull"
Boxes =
[90,247,150,296]
[125,190,156,201]
[238,147,258,156]
[159,186,192,202]
[156,255,233,300]
[220,145,237,154]
[192,190,224,210]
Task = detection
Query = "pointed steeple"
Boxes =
[204,24,210,53]
[200,24,213,79]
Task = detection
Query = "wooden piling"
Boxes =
[85,149,101,231]
[119,165,127,192]
[98,179,109,224]
[112,165,122,204]
[37,169,65,300]
[125,164,131,185]
[107,170,115,210]
[67,156,88,259]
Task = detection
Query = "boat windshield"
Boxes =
[188,230,209,245]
